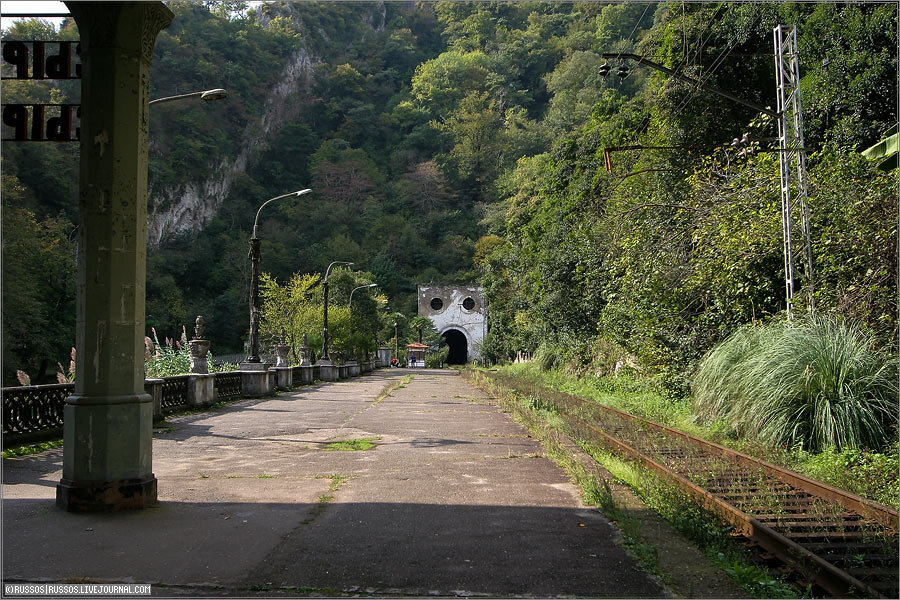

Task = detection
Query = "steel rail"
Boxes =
[575,391,898,532]
[475,371,898,598]
[567,413,884,599]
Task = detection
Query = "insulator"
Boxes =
[598,64,610,77]
[616,66,628,78]
[731,138,740,147]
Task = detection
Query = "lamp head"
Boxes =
[200,89,227,101]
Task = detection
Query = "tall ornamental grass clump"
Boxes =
[693,315,898,452]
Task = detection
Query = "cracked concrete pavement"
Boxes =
[3,369,666,597]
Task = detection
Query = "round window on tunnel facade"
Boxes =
[430,297,444,311]
[462,297,476,311]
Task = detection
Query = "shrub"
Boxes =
[794,443,899,507]
[534,341,558,372]
[144,327,228,377]
[145,338,192,378]
[425,346,449,368]
[693,315,898,451]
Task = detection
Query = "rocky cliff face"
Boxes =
[145,1,397,248]
[146,46,317,247]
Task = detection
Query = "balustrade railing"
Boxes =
[160,375,190,411]
[4,373,208,443]
[3,359,378,446]
[2,383,71,436]
[214,372,242,401]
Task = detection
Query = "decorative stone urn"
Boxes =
[274,328,290,368]
[189,316,210,374]
[298,333,311,367]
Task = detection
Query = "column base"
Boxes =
[56,475,157,512]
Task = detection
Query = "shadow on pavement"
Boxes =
[2,498,663,598]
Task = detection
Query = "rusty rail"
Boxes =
[472,370,899,599]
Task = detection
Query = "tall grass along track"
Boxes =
[466,370,899,599]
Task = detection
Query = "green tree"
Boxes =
[259,272,322,363]
[1,177,76,385]
[411,50,492,115]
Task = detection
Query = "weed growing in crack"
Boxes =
[324,437,379,451]
[373,375,415,405]
[315,473,350,491]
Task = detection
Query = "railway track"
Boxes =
[469,370,899,598]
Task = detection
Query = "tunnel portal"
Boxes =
[442,329,468,365]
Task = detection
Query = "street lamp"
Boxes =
[320,260,353,362]
[349,283,378,308]
[149,88,227,106]
[394,321,399,365]
[349,283,378,364]
[244,189,312,367]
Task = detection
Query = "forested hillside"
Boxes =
[2,1,896,388]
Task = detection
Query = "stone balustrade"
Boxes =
[2,359,386,447]
[3,311,386,447]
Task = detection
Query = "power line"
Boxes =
[619,3,732,151]
[670,37,739,121]
[613,2,654,63]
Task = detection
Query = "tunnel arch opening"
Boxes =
[441,329,468,365]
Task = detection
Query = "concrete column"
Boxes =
[241,369,274,398]
[57,2,173,512]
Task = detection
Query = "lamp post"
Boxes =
[349,283,378,308]
[244,189,312,367]
[349,283,378,365]
[149,88,227,106]
[320,260,353,362]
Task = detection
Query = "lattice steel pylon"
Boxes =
[774,24,815,319]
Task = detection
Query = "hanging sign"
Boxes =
[1,40,82,141]
[1,40,81,79]
[2,103,80,141]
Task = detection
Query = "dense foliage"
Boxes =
[2,2,896,393]
[474,2,897,394]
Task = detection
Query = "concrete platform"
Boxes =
[3,369,664,597]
